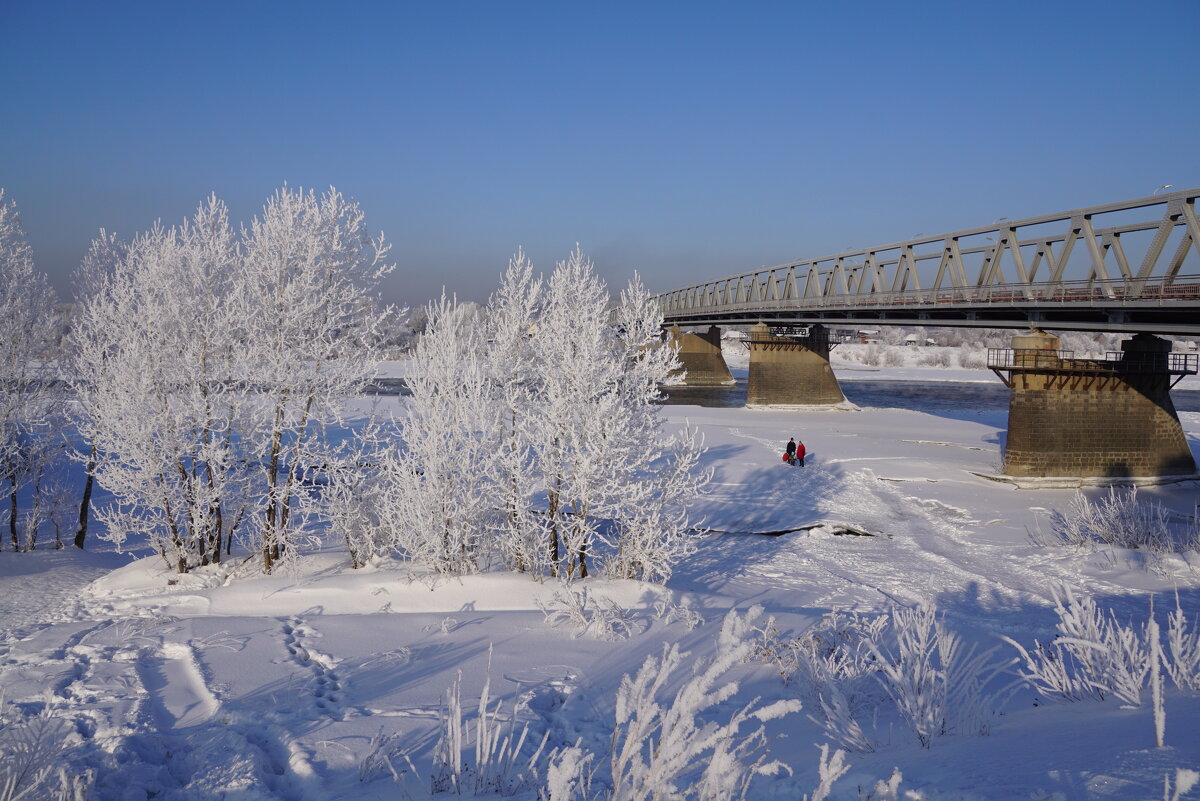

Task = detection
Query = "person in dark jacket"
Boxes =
[795,439,806,467]
[785,437,797,465]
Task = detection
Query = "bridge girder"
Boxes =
[656,188,1200,336]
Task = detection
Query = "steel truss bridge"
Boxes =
[655,188,1200,335]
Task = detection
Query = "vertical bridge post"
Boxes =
[667,325,735,386]
[746,322,846,407]
[994,331,1197,478]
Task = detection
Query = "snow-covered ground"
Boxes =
[2,370,1199,800]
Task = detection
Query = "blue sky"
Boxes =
[2,0,1198,305]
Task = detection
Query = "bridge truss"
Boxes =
[656,188,1200,335]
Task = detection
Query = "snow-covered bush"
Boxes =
[916,349,953,368]
[414,610,799,800]
[804,744,849,801]
[1007,589,1200,747]
[432,656,550,796]
[1164,768,1200,801]
[756,606,1011,751]
[855,767,903,801]
[358,728,414,783]
[608,607,800,801]
[653,595,704,631]
[543,745,595,801]
[870,604,1012,747]
[882,348,904,368]
[0,701,89,801]
[1004,588,1151,706]
[1165,592,1200,690]
[1035,488,1196,554]
[538,588,640,641]
[956,350,986,370]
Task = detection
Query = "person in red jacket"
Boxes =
[794,439,806,467]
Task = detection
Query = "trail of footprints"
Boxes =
[280,616,344,716]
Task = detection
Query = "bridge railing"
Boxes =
[661,274,1200,316]
[657,188,1200,320]
[987,348,1199,375]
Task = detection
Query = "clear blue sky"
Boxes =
[3,0,1197,305]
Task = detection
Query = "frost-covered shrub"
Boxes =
[432,657,550,796]
[1164,768,1200,801]
[882,348,905,368]
[422,609,801,801]
[917,349,953,368]
[757,606,1012,751]
[543,746,594,801]
[1007,589,1200,748]
[608,607,801,801]
[653,595,704,631]
[0,702,88,801]
[1165,593,1200,690]
[359,728,415,783]
[860,345,883,367]
[538,588,641,642]
[870,605,1012,747]
[1036,488,1195,554]
[1004,588,1150,706]
[805,744,850,801]
[956,350,986,370]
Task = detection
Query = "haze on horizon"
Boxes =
[2,0,1198,307]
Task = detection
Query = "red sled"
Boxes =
[782,453,789,463]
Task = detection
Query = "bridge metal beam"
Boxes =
[656,188,1200,336]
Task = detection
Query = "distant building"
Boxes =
[857,328,881,344]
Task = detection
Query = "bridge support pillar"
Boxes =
[746,323,846,407]
[1000,332,1196,478]
[668,325,735,385]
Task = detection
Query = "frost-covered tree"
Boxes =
[362,246,705,581]
[601,274,709,583]
[373,295,497,573]
[72,187,397,573]
[525,247,615,578]
[0,190,61,551]
[483,250,547,575]
[71,197,251,571]
[236,186,396,572]
[523,249,707,580]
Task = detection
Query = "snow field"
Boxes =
[1,388,1199,799]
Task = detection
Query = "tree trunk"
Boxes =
[9,473,17,551]
[548,478,560,577]
[73,447,95,549]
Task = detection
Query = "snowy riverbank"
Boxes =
[1,392,1198,799]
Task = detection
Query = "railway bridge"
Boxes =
[655,188,1200,480]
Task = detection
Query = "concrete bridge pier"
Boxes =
[998,331,1196,478]
[746,322,846,407]
[668,325,735,385]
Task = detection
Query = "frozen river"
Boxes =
[661,378,1200,412]
[369,375,1200,413]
